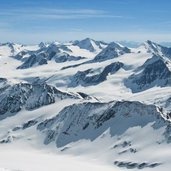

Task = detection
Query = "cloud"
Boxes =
[0,8,125,20]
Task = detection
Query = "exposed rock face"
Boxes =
[17,53,48,69]
[0,82,80,119]
[16,42,85,69]
[114,160,161,169]
[69,62,124,87]
[125,55,171,92]
[93,42,130,62]
[54,53,85,63]
[14,50,29,60]
[143,40,171,58]
[37,101,165,147]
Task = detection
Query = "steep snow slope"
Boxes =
[37,101,166,147]
[0,43,40,57]
[73,38,107,52]
[0,81,86,120]
[125,55,171,92]
[93,42,131,62]
[142,40,171,58]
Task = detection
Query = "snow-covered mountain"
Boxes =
[125,55,171,92]
[93,42,131,62]
[37,100,166,147]
[141,40,171,58]
[1,39,171,171]
[69,62,124,87]
[0,80,85,119]
[73,38,107,52]
[15,39,104,69]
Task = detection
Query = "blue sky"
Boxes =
[0,0,171,43]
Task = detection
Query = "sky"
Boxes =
[0,0,171,43]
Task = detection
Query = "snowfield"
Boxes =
[0,143,116,171]
[1,38,171,171]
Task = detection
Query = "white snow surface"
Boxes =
[0,143,115,171]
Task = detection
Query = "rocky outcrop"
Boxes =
[69,62,124,87]
[37,101,165,147]
[0,82,80,119]
[125,55,171,92]
[93,42,130,62]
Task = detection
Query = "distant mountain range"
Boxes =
[1,38,171,171]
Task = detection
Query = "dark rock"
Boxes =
[69,62,124,87]
[125,55,171,92]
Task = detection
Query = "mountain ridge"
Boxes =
[1,38,171,171]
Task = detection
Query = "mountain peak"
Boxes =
[82,37,93,41]
[39,42,46,48]
[93,41,130,62]
[141,40,171,58]
[73,38,106,52]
